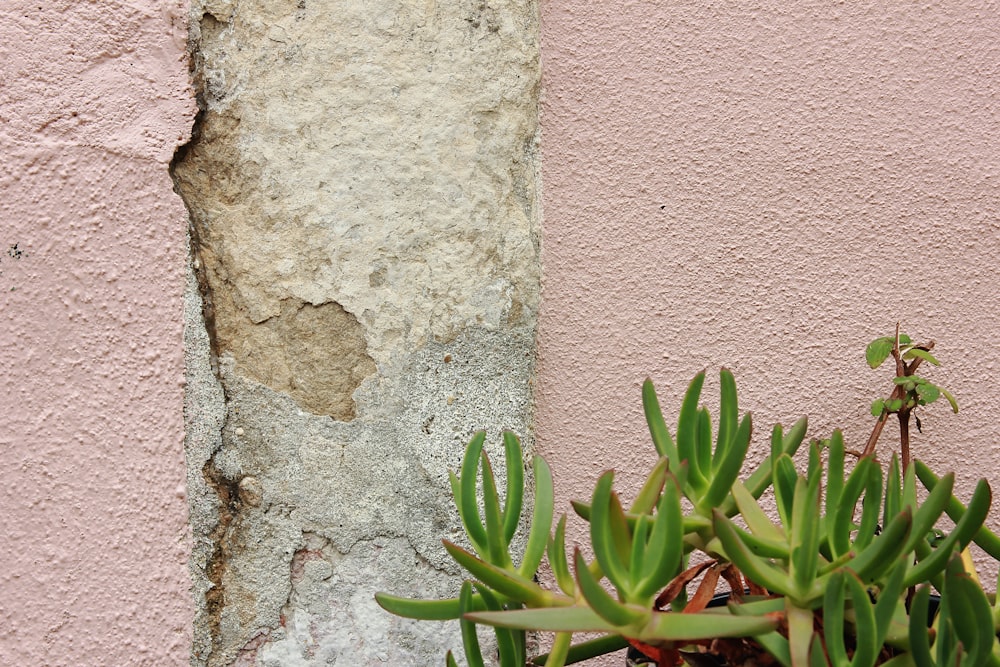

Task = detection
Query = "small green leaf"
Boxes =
[917,383,940,404]
[903,348,941,366]
[871,398,885,416]
[866,337,894,369]
[941,387,959,413]
[887,398,903,412]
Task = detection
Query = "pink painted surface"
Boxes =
[538,3,1000,660]
[0,2,195,665]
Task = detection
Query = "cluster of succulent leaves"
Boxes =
[866,334,958,417]
[377,344,1000,667]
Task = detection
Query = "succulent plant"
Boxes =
[377,331,1000,666]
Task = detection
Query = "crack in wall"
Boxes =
[201,456,242,654]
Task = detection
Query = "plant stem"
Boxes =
[860,327,935,464]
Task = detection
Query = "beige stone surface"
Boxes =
[173,1,541,664]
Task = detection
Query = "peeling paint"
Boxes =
[173,0,541,663]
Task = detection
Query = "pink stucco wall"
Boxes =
[0,2,195,665]
[538,0,1000,564]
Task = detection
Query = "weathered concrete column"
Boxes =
[171,1,541,664]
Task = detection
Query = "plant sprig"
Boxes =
[861,324,958,468]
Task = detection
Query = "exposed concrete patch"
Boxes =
[172,0,541,664]
[217,296,376,420]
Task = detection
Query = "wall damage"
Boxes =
[171,0,541,664]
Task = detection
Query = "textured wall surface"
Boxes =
[0,1,195,665]
[172,1,541,664]
[538,0,1000,607]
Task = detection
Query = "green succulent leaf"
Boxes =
[501,432,524,544]
[472,583,524,667]
[696,407,713,485]
[630,456,669,515]
[518,454,554,578]
[884,455,902,527]
[908,586,935,667]
[677,371,708,494]
[458,432,489,554]
[843,571,878,667]
[825,431,846,518]
[698,412,752,514]
[823,571,849,666]
[538,632,572,667]
[871,399,886,417]
[715,368,739,468]
[855,462,884,552]
[590,471,633,596]
[547,515,575,596]
[905,478,992,587]
[480,451,513,568]
[636,473,684,599]
[459,581,486,667]
[785,602,816,667]
[442,541,562,607]
[732,480,786,543]
[773,454,799,528]
[642,378,677,463]
[902,471,953,557]
[850,506,912,584]
[914,462,1000,560]
[790,473,821,597]
[573,549,648,627]
[374,592,464,620]
[532,634,630,666]
[713,510,796,599]
[643,608,781,643]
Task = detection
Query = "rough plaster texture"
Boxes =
[0,1,195,665]
[538,8,1000,665]
[172,1,541,664]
